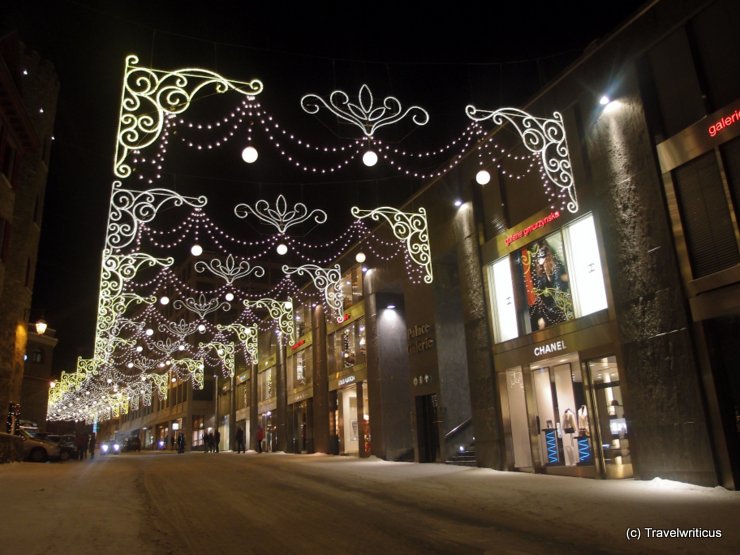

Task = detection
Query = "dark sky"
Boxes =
[3,1,646,371]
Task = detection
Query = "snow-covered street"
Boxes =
[1,451,737,554]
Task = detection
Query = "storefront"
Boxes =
[327,298,370,456]
[287,326,314,453]
[257,351,278,452]
[486,211,632,479]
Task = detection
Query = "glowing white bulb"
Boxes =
[197,324,206,333]
[454,199,463,207]
[225,292,235,302]
[362,150,378,167]
[241,146,258,163]
[145,328,154,336]
[191,244,203,256]
[178,345,185,351]
[355,252,366,263]
[599,95,610,106]
[159,296,170,305]
[284,301,292,310]
[127,362,134,368]
[217,349,224,356]
[476,169,491,185]
[276,243,288,255]
[136,345,143,353]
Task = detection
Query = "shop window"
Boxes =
[486,213,607,342]
[673,152,739,277]
[487,257,519,343]
[294,303,312,337]
[28,349,43,363]
[330,318,366,371]
[340,266,364,308]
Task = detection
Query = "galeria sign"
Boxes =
[708,109,740,137]
[533,340,567,357]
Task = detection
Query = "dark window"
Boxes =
[719,136,740,224]
[29,349,43,363]
[0,219,10,262]
[1,141,16,184]
[673,152,739,277]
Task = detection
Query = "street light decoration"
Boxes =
[301,84,429,138]
[465,106,578,214]
[200,341,235,378]
[107,182,207,250]
[351,206,433,284]
[194,254,265,285]
[173,292,231,319]
[243,297,295,345]
[234,194,327,234]
[114,54,263,178]
[282,264,344,323]
[217,323,259,363]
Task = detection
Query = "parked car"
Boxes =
[17,429,61,462]
[123,436,141,452]
[31,432,78,461]
[100,439,121,455]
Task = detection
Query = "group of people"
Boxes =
[203,429,221,453]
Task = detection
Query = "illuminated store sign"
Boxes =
[290,339,306,351]
[505,211,561,246]
[533,340,567,357]
[338,375,356,387]
[708,108,740,137]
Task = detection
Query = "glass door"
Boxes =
[585,356,633,479]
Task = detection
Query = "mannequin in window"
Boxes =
[578,405,589,436]
[562,408,576,434]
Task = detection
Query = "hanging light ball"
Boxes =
[159,296,170,305]
[276,243,288,255]
[241,146,258,163]
[145,328,154,336]
[136,345,143,353]
[178,344,185,351]
[476,169,491,185]
[197,324,206,333]
[355,252,366,264]
[191,244,203,257]
[362,150,378,167]
[225,292,235,302]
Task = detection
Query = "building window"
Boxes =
[487,213,608,343]
[340,266,364,308]
[330,318,366,371]
[0,218,10,263]
[28,349,43,363]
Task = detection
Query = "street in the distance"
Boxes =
[1,451,737,555]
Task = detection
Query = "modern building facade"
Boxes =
[110,0,738,489]
[0,33,58,434]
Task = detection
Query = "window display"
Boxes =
[517,233,574,331]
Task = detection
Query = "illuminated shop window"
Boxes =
[487,213,608,342]
[340,266,364,308]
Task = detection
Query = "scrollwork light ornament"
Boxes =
[171,358,205,390]
[351,206,433,284]
[200,342,235,377]
[465,106,578,213]
[115,54,263,178]
[173,292,231,319]
[243,297,295,345]
[282,264,344,322]
[107,182,207,250]
[158,318,200,340]
[195,254,265,285]
[301,84,429,138]
[149,373,169,400]
[217,323,259,362]
[234,194,327,234]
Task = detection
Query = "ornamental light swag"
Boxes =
[465,106,579,214]
[243,297,295,346]
[351,206,433,284]
[217,323,259,363]
[282,264,344,323]
[194,253,265,285]
[234,194,328,234]
[114,54,263,178]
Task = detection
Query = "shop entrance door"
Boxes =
[584,356,632,479]
[416,394,440,463]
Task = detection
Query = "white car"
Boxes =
[18,429,62,462]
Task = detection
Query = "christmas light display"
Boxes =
[173,292,232,319]
[282,264,344,322]
[465,106,578,213]
[243,298,295,345]
[301,84,429,138]
[194,254,265,284]
[217,323,259,363]
[114,55,262,178]
[234,194,328,234]
[200,341,235,377]
[351,206,433,284]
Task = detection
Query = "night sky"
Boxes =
[3,1,645,372]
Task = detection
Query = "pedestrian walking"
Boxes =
[177,433,185,454]
[214,429,221,453]
[235,427,245,453]
[75,432,88,460]
[205,431,213,453]
[88,432,96,459]
[256,425,264,454]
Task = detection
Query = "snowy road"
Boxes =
[1,451,738,555]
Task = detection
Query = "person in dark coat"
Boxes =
[88,433,96,459]
[235,427,245,453]
[214,430,221,453]
[75,432,88,460]
[177,433,185,454]
[256,425,264,453]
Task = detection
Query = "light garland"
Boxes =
[282,264,344,323]
[234,194,328,234]
[465,106,578,213]
[243,297,295,346]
